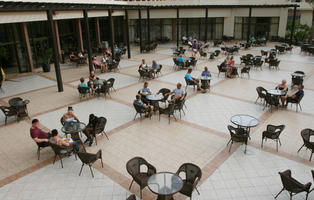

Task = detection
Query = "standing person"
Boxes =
[30,119,51,145]
[83,114,101,146]
[192,40,199,57]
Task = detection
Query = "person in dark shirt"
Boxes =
[284,85,304,107]
[83,114,100,146]
[133,94,153,117]
[30,119,51,146]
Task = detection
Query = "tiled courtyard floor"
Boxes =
[0,42,313,200]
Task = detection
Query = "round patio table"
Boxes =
[199,76,211,90]
[147,94,164,111]
[61,122,86,141]
[148,172,183,200]
[291,73,305,78]
[93,79,106,88]
[230,114,259,138]
[9,98,30,119]
[267,89,286,96]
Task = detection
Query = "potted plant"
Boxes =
[42,48,53,72]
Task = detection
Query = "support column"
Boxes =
[47,9,63,92]
[76,19,84,52]
[125,9,131,58]
[186,18,188,36]
[290,6,297,46]
[108,9,115,57]
[54,21,62,62]
[21,22,34,72]
[83,9,93,73]
[176,8,179,48]
[147,7,151,46]
[138,9,143,53]
[95,18,101,46]
[247,7,252,43]
[205,8,208,41]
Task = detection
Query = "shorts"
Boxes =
[193,49,197,52]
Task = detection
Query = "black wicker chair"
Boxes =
[261,124,285,151]
[241,67,250,78]
[95,81,111,97]
[291,71,305,87]
[297,129,314,161]
[159,103,176,124]
[176,163,202,200]
[184,77,196,92]
[286,93,304,112]
[78,149,103,178]
[35,141,50,160]
[0,106,17,125]
[92,117,109,145]
[50,143,76,168]
[275,169,312,200]
[157,88,170,106]
[156,64,162,77]
[227,125,249,153]
[107,78,116,92]
[126,194,136,200]
[126,157,157,198]
[78,87,90,100]
[263,94,280,112]
[255,86,267,104]
[133,103,150,120]
[269,59,280,70]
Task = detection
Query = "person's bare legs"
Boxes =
[280,96,285,106]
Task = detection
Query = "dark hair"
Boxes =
[32,119,39,124]
[188,68,192,73]
[144,82,148,85]
[51,129,58,137]
[68,106,73,111]
[299,85,304,89]
[80,77,84,83]
[136,94,141,100]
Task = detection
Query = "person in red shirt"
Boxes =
[30,119,51,145]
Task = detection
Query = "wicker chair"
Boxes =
[156,65,162,77]
[126,157,157,198]
[261,124,285,151]
[217,64,227,77]
[159,103,176,124]
[78,149,103,178]
[157,88,170,106]
[291,71,305,87]
[175,163,202,200]
[95,81,111,98]
[263,94,280,112]
[184,77,196,92]
[286,93,304,112]
[269,59,280,70]
[50,143,76,168]
[92,117,109,145]
[227,125,249,153]
[0,106,17,125]
[255,86,267,104]
[35,141,50,160]
[78,87,90,100]
[133,103,150,120]
[297,129,314,161]
[241,67,250,78]
[126,194,136,200]
[107,78,116,92]
[275,169,312,200]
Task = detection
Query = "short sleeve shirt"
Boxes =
[133,100,145,107]
[172,88,185,98]
[296,90,304,98]
[141,88,151,94]
[30,127,49,139]
[185,73,193,81]
[177,57,184,63]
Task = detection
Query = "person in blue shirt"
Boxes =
[185,68,203,91]
[201,67,211,78]
[176,55,185,68]
[139,82,152,104]
[78,77,88,88]
[284,85,304,107]
[133,94,154,117]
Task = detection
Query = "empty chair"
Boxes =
[156,64,162,77]
[227,125,249,153]
[214,50,221,57]
[78,149,103,178]
[217,64,227,77]
[269,59,280,70]
[275,169,312,200]
[199,49,207,59]
[261,50,268,57]
[159,103,176,124]
[50,143,76,168]
[176,163,202,200]
[157,88,170,105]
[107,78,116,92]
[291,71,305,87]
[241,67,250,78]
[297,129,314,161]
[126,157,157,198]
[255,86,267,104]
[261,124,285,151]
[0,106,17,125]
[263,94,280,112]
[126,194,136,200]
[92,117,109,145]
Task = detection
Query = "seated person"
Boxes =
[88,71,96,91]
[92,56,105,73]
[69,52,79,62]
[185,68,203,91]
[50,129,79,152]
[151,60,160,78]
[226,56,236,78]
[201,67,211,78]
[167,83,185,103]
[62,106,79,125]
[83,114,100,146]
[139,82,152,104]
[284,85,304,107]
[102,53,108,69]
[250,36,256,43]
[133,94,154,117]
[276,80,288,106]
[139,59,148,72]
[77,51,86,63]
[105,48,112,57]
[176,55,185,68]
[78,77,89,89]
[224,55,231,66]
[114,44,119,54]
[30,119,51,146]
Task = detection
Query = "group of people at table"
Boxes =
[138,59,161,78]
[30,106,103,154]
[272,79,304,107]
[92,45,121,73]
[219,55,238,78]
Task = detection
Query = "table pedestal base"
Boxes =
[157,194,174,200]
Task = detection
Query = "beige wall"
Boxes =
[0,12,47,24]
[300,10,313,27]
[278,8,288,38]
